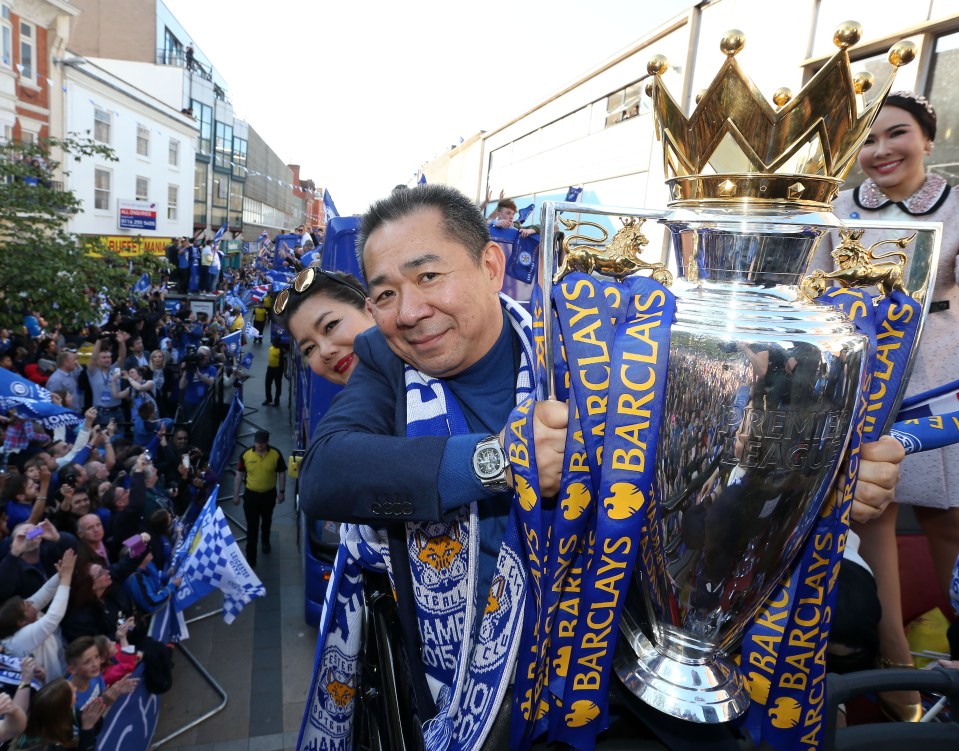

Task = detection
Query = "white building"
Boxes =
[420,0,959,260]
[61,55,196,249]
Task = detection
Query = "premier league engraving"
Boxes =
[531,23,927,728]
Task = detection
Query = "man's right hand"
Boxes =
[504,400,568,497]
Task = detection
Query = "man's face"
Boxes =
[364,208,506,378]
[131,338,143,354]
[78,514,104,544]
[499,206,516,224]
[63,353,78,372]
[90,461,109,481]
[174,431,190,450]
[71,492,91,516]
[96,350,112,369]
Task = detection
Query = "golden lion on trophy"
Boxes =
[553,216,673,286]
[800,228,915,300]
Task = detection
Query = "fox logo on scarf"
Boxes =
[414,525,467,580]
[324,669,356,711]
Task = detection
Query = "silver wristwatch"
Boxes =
[472,435,509,492]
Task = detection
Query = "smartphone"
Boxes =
[143,450,152,461]
[26,527,43,540]
[182,455,191,469]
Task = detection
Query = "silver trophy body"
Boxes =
[614,210,869,722]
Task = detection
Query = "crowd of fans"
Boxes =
[0,270,268,749]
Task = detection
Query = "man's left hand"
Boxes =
[277,490,286,504]
[849,435,905,523]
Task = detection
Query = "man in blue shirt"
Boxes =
[176,238,190,294]
[177,346,216,421]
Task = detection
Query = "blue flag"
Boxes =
[133,272,151,294]
[0,368,51,405]
[178,500,265,623]
[239,352,254,370]
[212,222,229,246]
[517,203,535,224]
[221,330,242,358]
[323,189,339,224]
[418,172,427,185]
[565,186,583,202]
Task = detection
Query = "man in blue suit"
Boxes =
[296,184,905,749]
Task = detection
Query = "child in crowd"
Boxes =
[93,634,139,685]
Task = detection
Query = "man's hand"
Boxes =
[519,228,536,238]
[278,488,286,504]
[503,400,568,498]
[849,435,905,523]
[38,519,59,541]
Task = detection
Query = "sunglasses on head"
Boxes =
[273,267,367,316]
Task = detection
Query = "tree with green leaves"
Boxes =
[0,135,171,333]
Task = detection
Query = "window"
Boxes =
[925,30,959,184]
[192,101,212,155]
[94,168,111,210]
[229,180,243,227]
[232,136,247,180]
[167,184,178,221]
[214,121,233,170]
[1,5,11,68]
[135,176,149,201]
[136,124,150,157]
[605,79,649,128]
[94,108,111,144]
[163,27,183,66]
[19,21,34,81]
[168,138,179,167]
[194,160,208,224]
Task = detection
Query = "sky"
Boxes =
[161,0,693,215]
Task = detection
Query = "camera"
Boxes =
[183,345,201,368]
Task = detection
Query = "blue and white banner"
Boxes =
[516,204,535,225]
[221,330,242,358]
[95,601,182,751]
[134,272,151,294]
[565,186,583,202]
[212,222,229,247]
[0,367,51,405]
[323,190,340,224]
[176,494,266,623]
[896,378,959,421]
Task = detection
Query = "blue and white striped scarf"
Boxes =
[298,294,539,751]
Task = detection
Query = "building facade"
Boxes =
[419,0,959,262]
[62,56,196,246]
[67,0,317,242]
[0,0,78,145]
[242,125,299,240]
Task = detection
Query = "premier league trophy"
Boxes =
[535,23,933,728]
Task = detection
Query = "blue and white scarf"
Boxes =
[298,294,540,751]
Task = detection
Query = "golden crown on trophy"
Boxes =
[647,22,915,211]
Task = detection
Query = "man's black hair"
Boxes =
[356,184,490,280]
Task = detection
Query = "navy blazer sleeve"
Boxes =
[298,329,449,524]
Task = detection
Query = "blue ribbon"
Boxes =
[742,285,922,750]
[561,275,675,750]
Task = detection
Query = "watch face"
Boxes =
[476,446,503,477]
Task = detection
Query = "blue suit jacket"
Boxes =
[299,327,450,524]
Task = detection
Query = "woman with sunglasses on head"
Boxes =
[272,268,373,386]
[812,91,959,722]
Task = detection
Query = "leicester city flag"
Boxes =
[418,172,427,185]
[565,186,583,202]
[517,203,535,224]
[174,488,266,623]
[323,189,339,224]
[133,272,151,294]
[212,222,229,247]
